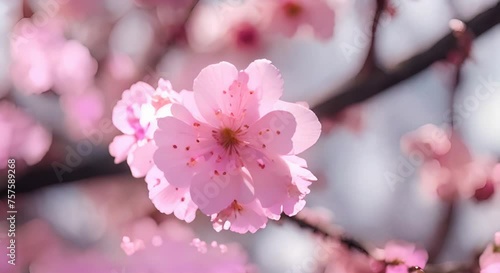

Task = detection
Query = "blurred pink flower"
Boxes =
[480,232,500,273]
[482,264,500,273]
[0,101,52,169]
[57,0,105,19]
[324,241,375,273]
[401,124,499,201]
[382,241,428,273]
[321,104,364,134]
[121,218,254,272]
[153,59,321,233]
[24,218,255,273]
[110,79,180,177]
[135,0,194,9]
[60,88,105,140]
[269,0,335,40]
[10,19,97,95]
[187,0,267,52]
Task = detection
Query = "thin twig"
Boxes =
[312,1,500,119]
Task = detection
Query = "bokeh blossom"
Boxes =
[0,101,52,169]
[119,218,255,272]
[381,241,428,273]
[401,124,500,201]
[109,79,180,178]
[12,217,253,273]
[269,0,335,40]
[324,241,374,273]
[153,59,321,233]
[10,18,97,95]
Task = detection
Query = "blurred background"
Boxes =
[1,0,500,272]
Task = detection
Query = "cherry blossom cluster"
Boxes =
[118,218,255,272]
[0,101,52,168]
[6,217,253,273]
[401,124,500,201]
[110,59,321,233]
[187,0,335,51]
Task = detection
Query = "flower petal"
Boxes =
[193,61,239,126]
[274,100,321,154]
[127,141,156,178]
[109,135,136,164]
[244,59,283,115]
[189,170,243,215]
[244,149,291,208]
[247,110,296,155]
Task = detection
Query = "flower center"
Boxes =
[494,244,500,253]
[386,259,405,266]
[219,128,240,151]
[151,94,171,110]
[283,2,303,17]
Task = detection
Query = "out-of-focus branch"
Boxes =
[359,0,386,76]
[312,1,500,119]
[286,214,480,273]
[427,202,456,263]
[146,0,199,74]
[283,215,372,256]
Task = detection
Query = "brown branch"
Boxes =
[286,214,481,273]
[312,1,500,119]
[283,214,372,256]
[427,202,456,263]
[359,0,386,76]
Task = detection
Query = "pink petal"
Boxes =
[109,135,136,164]
[247,110,296,155]
[305,0,335,40]
[193,61,239,126]
[243,150,291,208]
[189,170,244,215]
[482,264,500,273]
[127,141,157,178]
[274,100,321,154]
[146,166,198,223]
[153,117,216,187]
[386,265,409,273]
[244,59,284,115]
[212,200,268,234]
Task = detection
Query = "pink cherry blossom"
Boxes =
[109,79,180,177]
[10,19,97,95]
[401,124,498,201]
[382,241,428,273]
[479,232,500,272]
[269,0,335,40]
[153,59,321,233]
[0,101,52,169]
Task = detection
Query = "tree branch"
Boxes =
[359,0,386,75]
[312,1,500,119]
